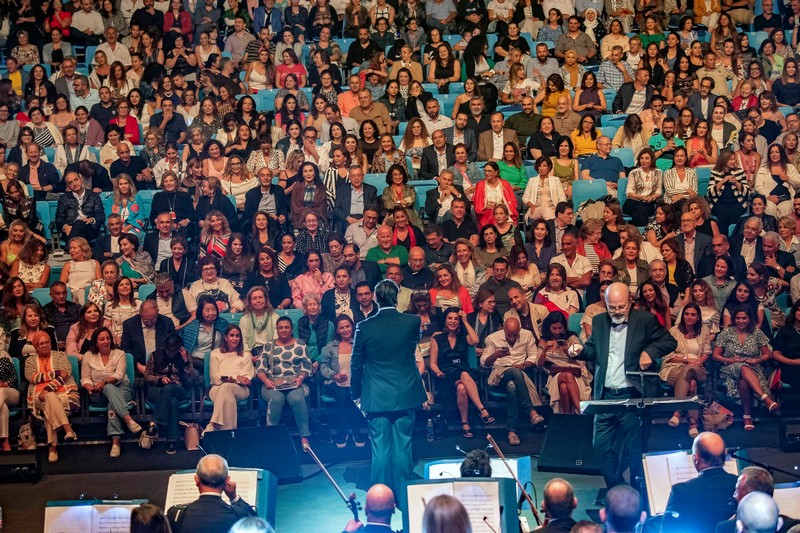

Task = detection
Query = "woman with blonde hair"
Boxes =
[60,237,101,305]
[778,215,800,255]
[0,219,34,266]
[25,330,79,463]
[8,303,57,361]
[199,210,232,260]
[220,154,257,211]
[451,238,488,298]
[111,174,144,235]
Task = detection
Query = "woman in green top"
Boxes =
[497,142,528,193]
[550,136,579,196]
[639,15,665,50]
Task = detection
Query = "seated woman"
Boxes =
[623,148,663,227]
[466,288,503,358]
[0,351,19,450]
[219,233,254,295]
[522,156,566,224]
[256,316,313,449]
[0,277,32,332]
[81,327,141,458]
[103,277,140,345]
[66,303,102,359]
[508,244,541,300]
[115,233,155,288]
[184,257,244,314]
[296,293,334,364]
[493,205,523,251]
[473,162,518,229]
[430,265,474,314]
[88,260,121,310]
[475,224,508,270]
[239,286,279,358]
[8,303,57,361]
[772,300,800,394]
[0,220,35,267]
[731,194,778,238]
[748,261,788,330]
[110,174,145,235]
[535,264,579,317]
[684,196,721,238]
[242,247,292,310]
[25,331,79,463]
[320,315,368,447]
[389,208,424,251]
[660,302,711,438]
[754,143,800,218]
[634,279,672,329]
[536,311,591,414]
[613,238,650,297]
[143,332,199,454]
[431,307,494,438]
[157,236,197,290]
[60,237,102,305]
[289,162,327,231]
[713,305,779,430]
[206,324,254,433]
[645,203,679,250]
[182,295,229,372]
[10,237,50,290]
[199,211,233,261]
[290,251,335,309]
[687,279,721,336]
[577,219,612,273]
[381,164,422,230]
[661,237,695,306]
[407,291,441,367]
[526,218,557,275]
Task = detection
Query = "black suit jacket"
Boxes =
[242,184,289,229]
[689,92,720,122]
[55,189,106,232]
[536,516,577,533]
[676,231,713,273]
[321,287,357,322]
[20,162,62,201]
[443,126,478,162]
[168,493,256,533]
[665,467,738,533]
[612,82,655,113]
[92,233,123,262]
[120,313,176,371]
[332,183,380,233]
[419,144,456,181]
[352,260,383,290]
[150,190,196,226]
[424,184,466,222]
[143,231,174,266]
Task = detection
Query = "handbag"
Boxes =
[18,422,36,451]
[180,421,201,450]
[702,401,734,432]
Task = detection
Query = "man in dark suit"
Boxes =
[715,466,800,533]
[121,300,176,375]
[611,69,655,114]
[242,167,289,236]
[444,112,478,162]
[343,243,382,290]
[424,170,466,223]
[342,484,397,533]
[663,432,738,533]
[477,113,520,162]
[351,280,427,505]
[93,214,125,261]
[21,143,62,201]
[730,217,764,268]
[688,77,719,122]
[572,282,677,489]
[333,165,380,233]
[697,234,748,282]
[676,211,713,273]
[762,231,798,281]
[167,454,257,533]
[537,478,579,533]
[419,130,456,181]
[55,171,105,243]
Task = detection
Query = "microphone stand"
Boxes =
[730,450,800,481]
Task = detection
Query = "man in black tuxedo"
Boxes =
[571,282,677,489]
[167,454,257,533]
[419,130,456,181]
[342,484,396,533]
[664,432,738,533]
[121,300,176,375]
[715,466,800,533]
[676,211,713,273]
[697,234,748,282]
[333,165,380,234]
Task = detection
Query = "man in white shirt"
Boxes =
[482,318,546,445]
[320,104,359,142]
[96,27,132,67]
[71,0,105,45]
[345,208,381,258]
[70,75,100,109]
[735,217,763,267]
[550,231,592,293]
[420,99,453,137]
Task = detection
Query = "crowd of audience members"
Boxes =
[0,0,798,474]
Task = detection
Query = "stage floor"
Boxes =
[1,419,799,532]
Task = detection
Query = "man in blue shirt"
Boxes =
[649,117,685,171]
[149,99,187,145]
[580,136,626,195]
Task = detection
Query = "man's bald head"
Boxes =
[737,492,781,533]
[605,282,631,323]
[543,478,576,520]
[365,484,395,524]
[504,317,521,344]
[692,431,727,469]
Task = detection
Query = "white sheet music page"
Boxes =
[454,481,501,533]
[164,469,259,509]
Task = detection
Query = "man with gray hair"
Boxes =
[351,280,427,507]
[716,467,800,533]
[731,217,763,268]
[761,231,797,281]
[737,492,782,533]
[167,454,257,532]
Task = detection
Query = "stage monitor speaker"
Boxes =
[0,450,41,483]
[202,426,303,484]
[537,414,601,475]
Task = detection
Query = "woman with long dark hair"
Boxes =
[634,279,672,328]
[708,149,750,232]
[537,311,590,414]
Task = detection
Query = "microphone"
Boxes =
[482,516,498,533]
[727,446,744,455]
[486,442,494,452]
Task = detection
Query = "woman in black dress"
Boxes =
[772,300,800,392]
[430,307,495,438]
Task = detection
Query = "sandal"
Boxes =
[508,432,520,446]
[760,394,781,413]
[743,416,755,431]
[479,408,495,425]
[461,423,474,438]
[668,414,681,427]
[687,418,699,438]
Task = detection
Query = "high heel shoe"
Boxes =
[479,408,495,424]
[760,393,781,413]
[743,415,755,431]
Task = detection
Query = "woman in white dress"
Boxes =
[60,238,101,305]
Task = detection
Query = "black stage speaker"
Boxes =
[537,414,601,475]
[202,426,303,483]
[0,450,41,483]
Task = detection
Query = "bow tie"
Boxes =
[611,321,628,329]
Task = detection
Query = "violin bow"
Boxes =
[486,433,542,526]
[303,443,362,521]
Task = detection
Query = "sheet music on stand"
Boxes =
[44,499,148,533]
[642,451,740,516]
[773,482,800,518]
[406,480,501,533]
[164,468,259,509]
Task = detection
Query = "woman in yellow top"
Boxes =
[570,115,601,157]
[534,74,570,117]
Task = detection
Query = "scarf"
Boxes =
[393,225,416,247]
[297,315,330,354]
[583,10,599,43]
[243,311,277,350]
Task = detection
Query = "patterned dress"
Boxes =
[714,327,770,400]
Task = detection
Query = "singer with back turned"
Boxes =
[569,282,677,490]
[351,279,427,506]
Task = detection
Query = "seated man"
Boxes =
[55,171,105,244]
[121,299,177,375]
[344,207,380,259]
[424,170,465,224]
[110,143,154,188]
[649,117,686,171]
[422,224,454,270]
[440,197,479,245]
[144,212,177,268]
[580,136,626,196]
[549,231,592,294]
[597,45,634,92]
[354,281,378,322]
[93,213,125,261]
[401,246,436,290]
[612,68,654,115]
[21,142,62,201]
[735,493,781,533]
[42,282,81,347]
[478,257,522,316]
[716,467,800,533]
[482,318,546,446]
[333,165,379,234]
[504,286,548,339]
[648,259,681,310]
[420,130,456,181]
[342,484,396,533]
[167,454,257,533]
[365,225,409,274]
[147,273,192,331]
[477,113,520,162]
[601,485,646,533]
[540,478,579,533]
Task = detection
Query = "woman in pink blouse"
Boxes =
[290,250,334,309]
